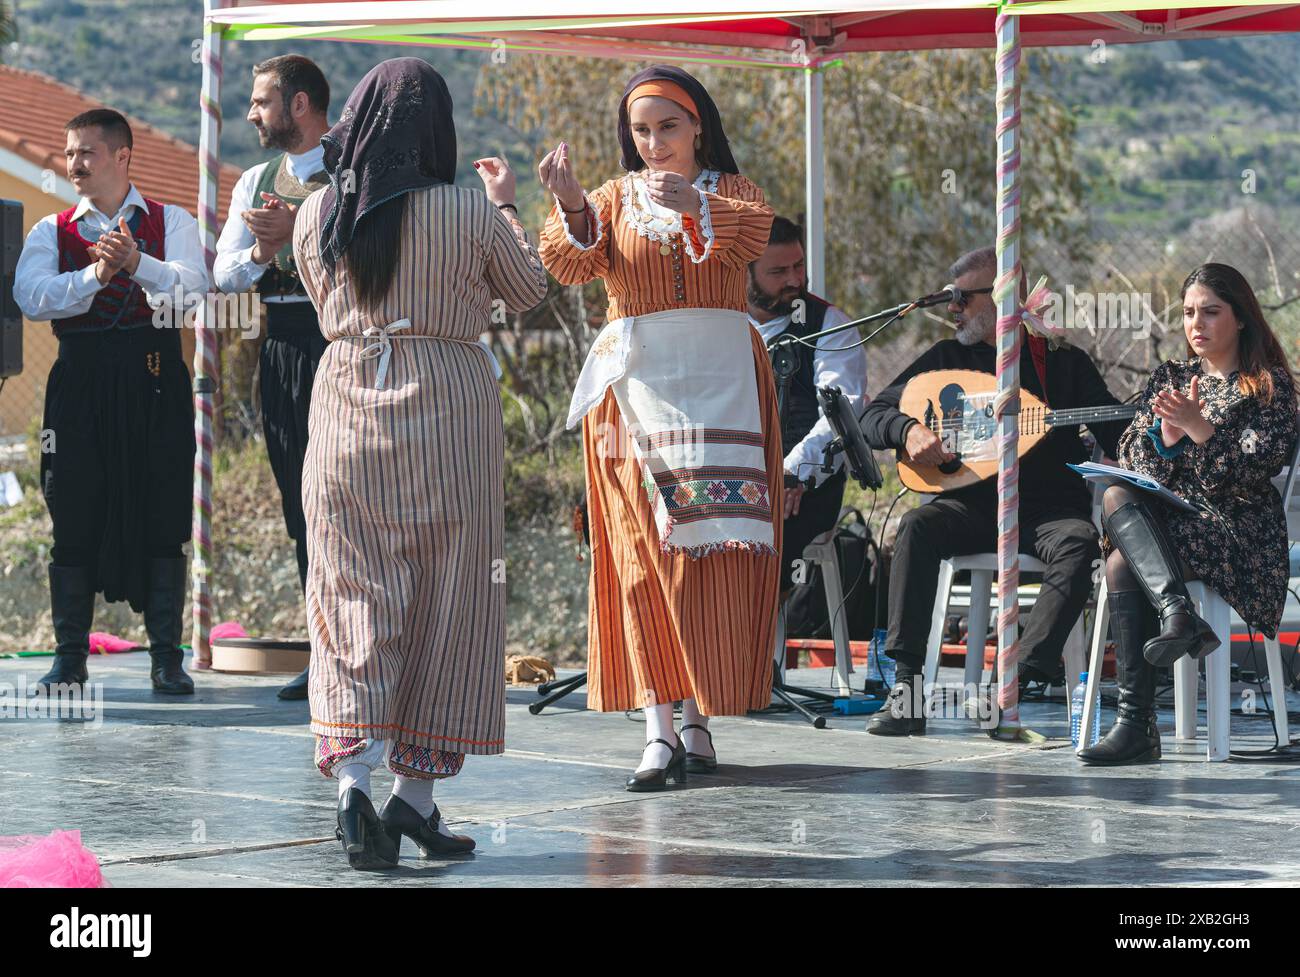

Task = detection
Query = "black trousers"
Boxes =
[40,327,195,612]
[886,490,1099,674]
[780,468,846,593]
[258,308,326,591]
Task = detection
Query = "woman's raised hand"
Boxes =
[538,142,584,212]
[643,170,701,221]
[1153,375,1213,445]
[473,156,516,209]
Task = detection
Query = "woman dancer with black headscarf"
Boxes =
[292,58,548,869]
[538,66,779,791]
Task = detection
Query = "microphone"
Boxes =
[914,285,960,309]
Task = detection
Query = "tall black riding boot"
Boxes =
[1078,590,1162,765]
[1104,500,1219,667]
[145,557,194,695]
[867,657,927,736]
[33,565,95,692]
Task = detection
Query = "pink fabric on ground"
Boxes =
[209,621,249,640]
[88,632,143,654]
[0,830,107,887]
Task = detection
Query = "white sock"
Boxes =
[392,775,436,819]
[680,698,714,757]
[636,701,678,773]
[333,738,388,799]
[337,762,372,799]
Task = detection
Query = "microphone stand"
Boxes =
[763,290,943,725]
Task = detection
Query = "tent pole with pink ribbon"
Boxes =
[191,0,1300,716]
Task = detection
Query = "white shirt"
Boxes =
[213,145,326,303]
[14,184,208,322]
[751,303,868,488]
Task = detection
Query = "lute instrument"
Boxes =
[896,369,1137,493]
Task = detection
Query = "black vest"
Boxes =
[769,293,832,455]
[253,154,329,301]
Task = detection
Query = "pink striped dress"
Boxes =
[292,184,548,779]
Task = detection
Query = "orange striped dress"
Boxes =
[539,170,781,715]
[293,184,548,775]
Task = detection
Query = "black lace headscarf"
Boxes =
[317,57,457,275]
[617,65,739,175]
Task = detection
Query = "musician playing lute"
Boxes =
[859,246,1128,735]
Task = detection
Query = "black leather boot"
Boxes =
[1078,590,1162,765]
[1104,500,1219,667]
[33,565,94,693]
[144,557,194,695]
[867,662,927,736]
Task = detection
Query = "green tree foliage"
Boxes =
[478,48,1087,325]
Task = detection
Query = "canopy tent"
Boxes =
[192,0,1300,734]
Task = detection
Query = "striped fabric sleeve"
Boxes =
[485,203,549,312]
[291,189,328,311]
[538,180,613,285]
[682,173,774,268]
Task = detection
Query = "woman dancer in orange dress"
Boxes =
[538,65,779,791]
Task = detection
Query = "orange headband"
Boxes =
[627,80,699,120]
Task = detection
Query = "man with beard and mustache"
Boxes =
[215,55,331,699]
[14,109,206,694]
[747,217,867,606]
[859,246,1126,735]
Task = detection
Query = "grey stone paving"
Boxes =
[2,652,1297,887]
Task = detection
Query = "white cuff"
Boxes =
[554,193,603,253]
[244,244,273,271]
[682,187,714,264]
[131,251,168,293]
[73,263,102,298]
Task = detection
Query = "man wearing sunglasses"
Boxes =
[860,246,1127,735]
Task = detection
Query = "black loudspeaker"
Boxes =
[1,198,23,379]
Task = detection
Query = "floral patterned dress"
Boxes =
[1106,358,1299,638]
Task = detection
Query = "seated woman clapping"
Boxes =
[1080,263,1298,766]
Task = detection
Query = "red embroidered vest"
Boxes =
[54,197,167,337]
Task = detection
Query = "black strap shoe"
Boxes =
[33,565,94,694]
[337,787,399,869]
[682,723,718,773]
[378,794,475,857]
[277,667,310,701]
[626,736,687,791]
[868,673,926,736]
[144,557,194,695]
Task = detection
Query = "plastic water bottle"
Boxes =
[1070,671,1101,748]
[867,627,895,689]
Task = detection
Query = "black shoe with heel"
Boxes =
[682,723,717,774]
[625,736,687,792]
[336,787,399,870]
[378,794,476,858]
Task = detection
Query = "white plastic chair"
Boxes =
[1079,432,1300,760]
[923,553,1088,704]
[800,507,857,696]
[773,506,856,697]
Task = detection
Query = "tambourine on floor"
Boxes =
[209,637,311,675]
